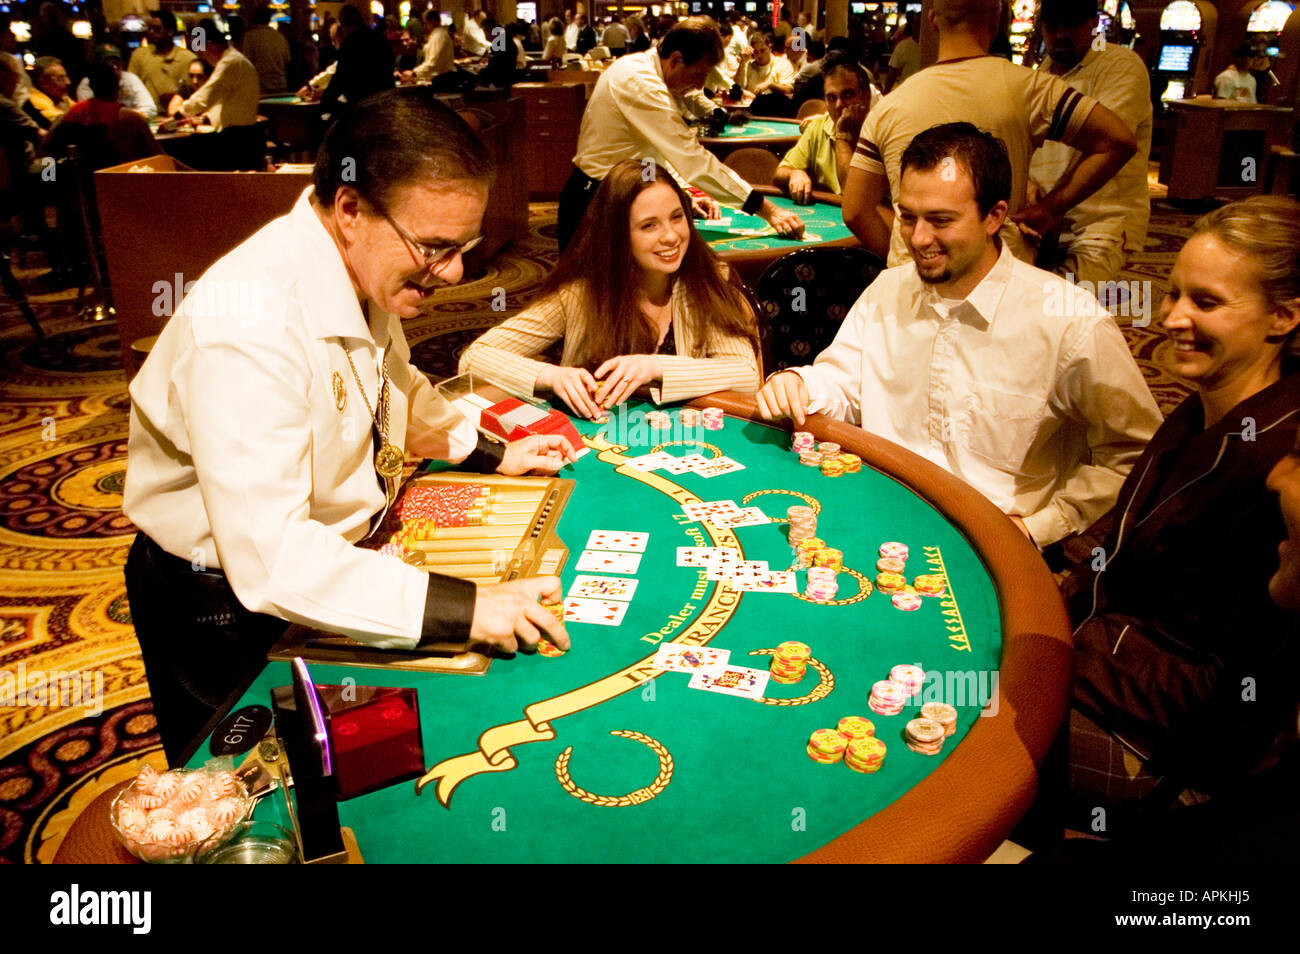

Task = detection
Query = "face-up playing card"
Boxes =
[661,454,711,475]
[563,597,629,626]
[733,570,798,592]
[567,575,638,601]
[692,457,747,479]
[715,506,769,529]
[623,451,670,471]
[652,643,730,673]
[585,530,649,552]
[681,500,741,523]
[676,546,717,567]
[706,559,767,581]
[688,665,770,700]
[575,550,643,574]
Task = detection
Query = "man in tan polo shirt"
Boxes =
[841,0,1136,268]
[128,16,196,111]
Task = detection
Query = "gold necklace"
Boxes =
[344,349,405,480]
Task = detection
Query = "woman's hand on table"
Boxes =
[470,576,569,655]
[498,433,577,475]
[691,193,721,219]
[536,364,603,419]
[593,354,662,409]
[756,370,811,426]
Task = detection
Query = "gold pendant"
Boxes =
[332,371,347,412]
[375,443,404,479]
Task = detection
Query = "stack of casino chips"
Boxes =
[647,410,673,430]
[701,407,725,430]
[806,728,849,764]
[787,505,817,547]
[811,547,843,571]
[769,640,811,683]
[921,702,958,737]
[804,566,838,602]
[837,715,875,741]
[875,572,906,595]
[839,453,862,473]
[868,679,910,716]
[798,449,822,467]
[679,407,702,428]
[890,664,927,697]
[904,718,946,756]
[844,736,887,773]
[792,431,815,453]
[820,455,845,478]
[913,574,947,597]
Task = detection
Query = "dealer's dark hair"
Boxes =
[658,17,723,66]
[191,17,228,49]
[313,86,494,211]
[1040,0,1099,30]
[86,60,120,99]
[900,122,1011,217]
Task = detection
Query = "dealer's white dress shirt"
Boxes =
[791,243,1163,545]
[124,188,477,647]
[575,49,755,209]
[179,47,260,130]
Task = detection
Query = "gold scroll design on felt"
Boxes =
[554,730,673,806]
[748,649,834,706]
[414,431,745,807]
[789,566,873,605]
[740,488,822,519]
[922,545,970,652]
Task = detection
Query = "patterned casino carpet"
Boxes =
[0,195,1197,864]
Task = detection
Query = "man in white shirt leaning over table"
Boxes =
[756,122,1162,549]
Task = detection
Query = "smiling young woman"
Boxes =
[459,159,761,420]
[1067,195,1300,816]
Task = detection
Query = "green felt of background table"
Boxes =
[709,118,801,141]
[259,95,315,106]
[200,405,1001,862]
[697,195,850,253]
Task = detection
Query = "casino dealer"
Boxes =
[123,89,573,766]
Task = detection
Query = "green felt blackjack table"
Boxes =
[190,394,1071,863]
[701,187,857,287]
[700,116,802,160]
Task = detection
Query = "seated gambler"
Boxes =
[756,122,1162,548]
[772,57,873,202]
[459,159,761,421]
[124,90,573,764]
[1067,196,1300,812]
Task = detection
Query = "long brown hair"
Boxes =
[545,160,758,369]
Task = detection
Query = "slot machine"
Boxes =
[1152,0,1204,109]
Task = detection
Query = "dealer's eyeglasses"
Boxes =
[382,210,483,272]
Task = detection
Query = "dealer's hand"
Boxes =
[536,364,602,420]
[593,354,663,409]
[497,434,576,475]
[755,370,811,426]
[470,577,569,655]
[1009,198,1059,243]
[759,199,806,238]
[691,193,721,219]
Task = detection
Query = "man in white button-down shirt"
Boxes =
[757,123,1162,548]
[124,90,573,763]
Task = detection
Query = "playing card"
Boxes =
[563,598,628,626]
[706,559,767,581]
[715,506,769,529]
[623,451,675,472]
[585,530,649,552]
[693,457,747,479]
[652,644,730,673]
[567,575,638,601]
[688,665,770,700]
[733,570,798,592]
[575,550,642,573]
[681,500,741,522]
[662,454,711,475]
[676,546,721,567]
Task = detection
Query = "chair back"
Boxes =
[795,98,827,121]
[723,146,780,186]
[754,246,884,373]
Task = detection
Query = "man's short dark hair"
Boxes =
[192,18,228,49]
[314,86,494,210]
[1040,0,1099,31]
[658,18,723,66]
[900,122,1011,216]
[86,60,120,99]
[824,59,868,89]
[252,7,273,26]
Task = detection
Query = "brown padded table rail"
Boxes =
[692,393,1073,864]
